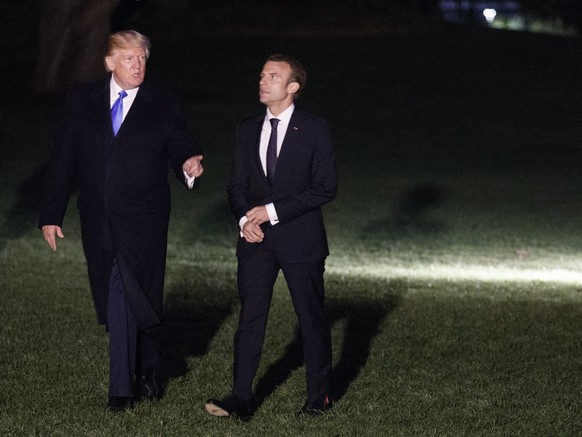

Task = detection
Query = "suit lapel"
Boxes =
[251,114,268,182]
[273,110,302,182]
[114,85,143,140]
[89,81,116,154]
[249,109,302,186]
[109,83,155,142]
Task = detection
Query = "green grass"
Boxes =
[2,25,582,435]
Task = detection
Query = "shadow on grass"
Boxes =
[195,201,236,246]
[363,183,447,240]
[161,283,236,378]
[253,292,399,410]
[329,295,399,401]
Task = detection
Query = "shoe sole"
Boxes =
[205,403,230,417]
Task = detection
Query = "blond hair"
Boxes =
[104,30,151,72]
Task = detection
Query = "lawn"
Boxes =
[1,24,582,435]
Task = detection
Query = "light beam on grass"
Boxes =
[328,263,582,285]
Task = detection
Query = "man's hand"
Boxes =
[242,221,264,244]
[183,155,204,178]
[42,225,64,252]
[246,206,269,226]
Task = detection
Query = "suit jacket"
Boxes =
[39,79,203,329]
[227,108,337,263]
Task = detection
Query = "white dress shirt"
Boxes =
[239,104,295,233]
[110,78,138,118]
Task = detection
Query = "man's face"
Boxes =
[105,47,147,90]
[259,61,298,108]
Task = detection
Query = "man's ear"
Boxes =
[105,56,115,72]
[287,81,300,94]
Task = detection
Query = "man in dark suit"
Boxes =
[206,54,337,419]
[39,30,204,412]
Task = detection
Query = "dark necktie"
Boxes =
[111,90,127,136]
[266,118,280,183]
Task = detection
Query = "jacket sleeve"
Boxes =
[166,96,204,189]
[227,122,252,223]
[38,91,78,228]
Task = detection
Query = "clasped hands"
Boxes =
[242,206,269,243]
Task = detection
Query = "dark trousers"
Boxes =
[107,260,160,397]
[232,238,332,402]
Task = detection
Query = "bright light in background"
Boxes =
[439,0,577,36]
[329,262,582,286]
[483,8,497,23]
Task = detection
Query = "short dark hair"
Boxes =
[266,54,307,100]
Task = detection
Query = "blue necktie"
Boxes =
[266,118,280,183]
[111,90,127,136]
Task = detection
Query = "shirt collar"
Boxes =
[109,76,139,103]
[266,103,295,125]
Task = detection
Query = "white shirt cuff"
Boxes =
[239,216,249,237]
[266,203,279,225]
[183,171,196,190]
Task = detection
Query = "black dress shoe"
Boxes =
[107,396,134,412]
[205,395,252,421]
[297,394,332,416]
[138,369,162,401]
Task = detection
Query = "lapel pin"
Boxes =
[293,126,299,131]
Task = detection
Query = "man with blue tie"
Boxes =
[39,30,204,412]
[206,54,337,419]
